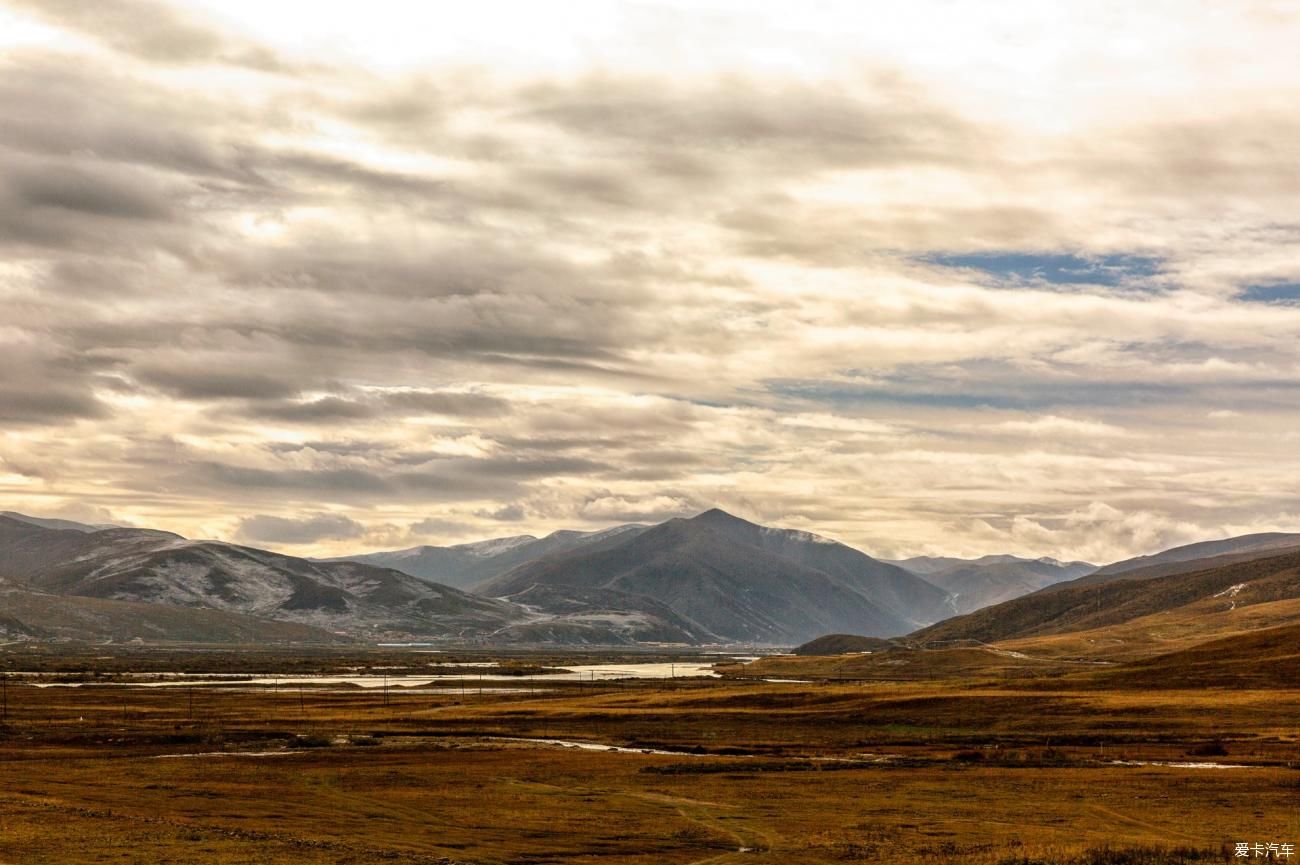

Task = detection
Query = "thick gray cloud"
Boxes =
[4,159,174,221]
[0,344,113,424]
[247,397,376,422]
[134,366,303,401]
[381,391,510,417]
[0,385,108,425]
[239,390,511,424]
[235,512,366,545]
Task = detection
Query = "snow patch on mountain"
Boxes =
[450,535,538,557]
[1213,583,1248,599]
[762,527,840,545]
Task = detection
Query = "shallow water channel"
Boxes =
[24,660,722,689]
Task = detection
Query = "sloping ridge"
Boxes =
[478,508,949,644]
[1082,532,1300,583]
[910,547,1300,646]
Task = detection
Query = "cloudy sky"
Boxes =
[3,0,1300,563]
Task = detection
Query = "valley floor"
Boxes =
[1,647,1297,864]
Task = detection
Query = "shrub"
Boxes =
[1187,739,1229,757]
[996,845,1227,865]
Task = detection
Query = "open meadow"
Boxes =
[1,647,1296,864]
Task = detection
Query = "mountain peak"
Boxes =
[690,507,750,525]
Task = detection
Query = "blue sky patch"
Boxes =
[765,376,1191,412]
[1239,282,1300,304]
[923,252,1162,289]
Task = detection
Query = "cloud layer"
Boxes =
[2,0,1300,562]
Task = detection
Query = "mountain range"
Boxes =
[334,515,1094,627]
[0,509,954,645]
[885,554,1095,614]
[6,506,1300,654]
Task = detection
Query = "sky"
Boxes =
[2,0,1300,563]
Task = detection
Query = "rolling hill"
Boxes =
[792,633,901,655]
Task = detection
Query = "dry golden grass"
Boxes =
[1,652,1298,864]
[996,597,1300,661]
[719,645,1076,682]
[733,597,1300,689]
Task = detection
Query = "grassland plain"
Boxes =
[1,648,1297,864]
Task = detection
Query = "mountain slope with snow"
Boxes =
[0,515,523,640]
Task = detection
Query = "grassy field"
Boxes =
[1,647,1297,864]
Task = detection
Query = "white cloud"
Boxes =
[982,415,1132,439]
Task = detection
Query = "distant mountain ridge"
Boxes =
[324,524,649,590]
[474,508,952,644]
[884,554,1020,575]
[888,555,1096,614]
[0,511,117,533]
[1076,532,1300,585]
